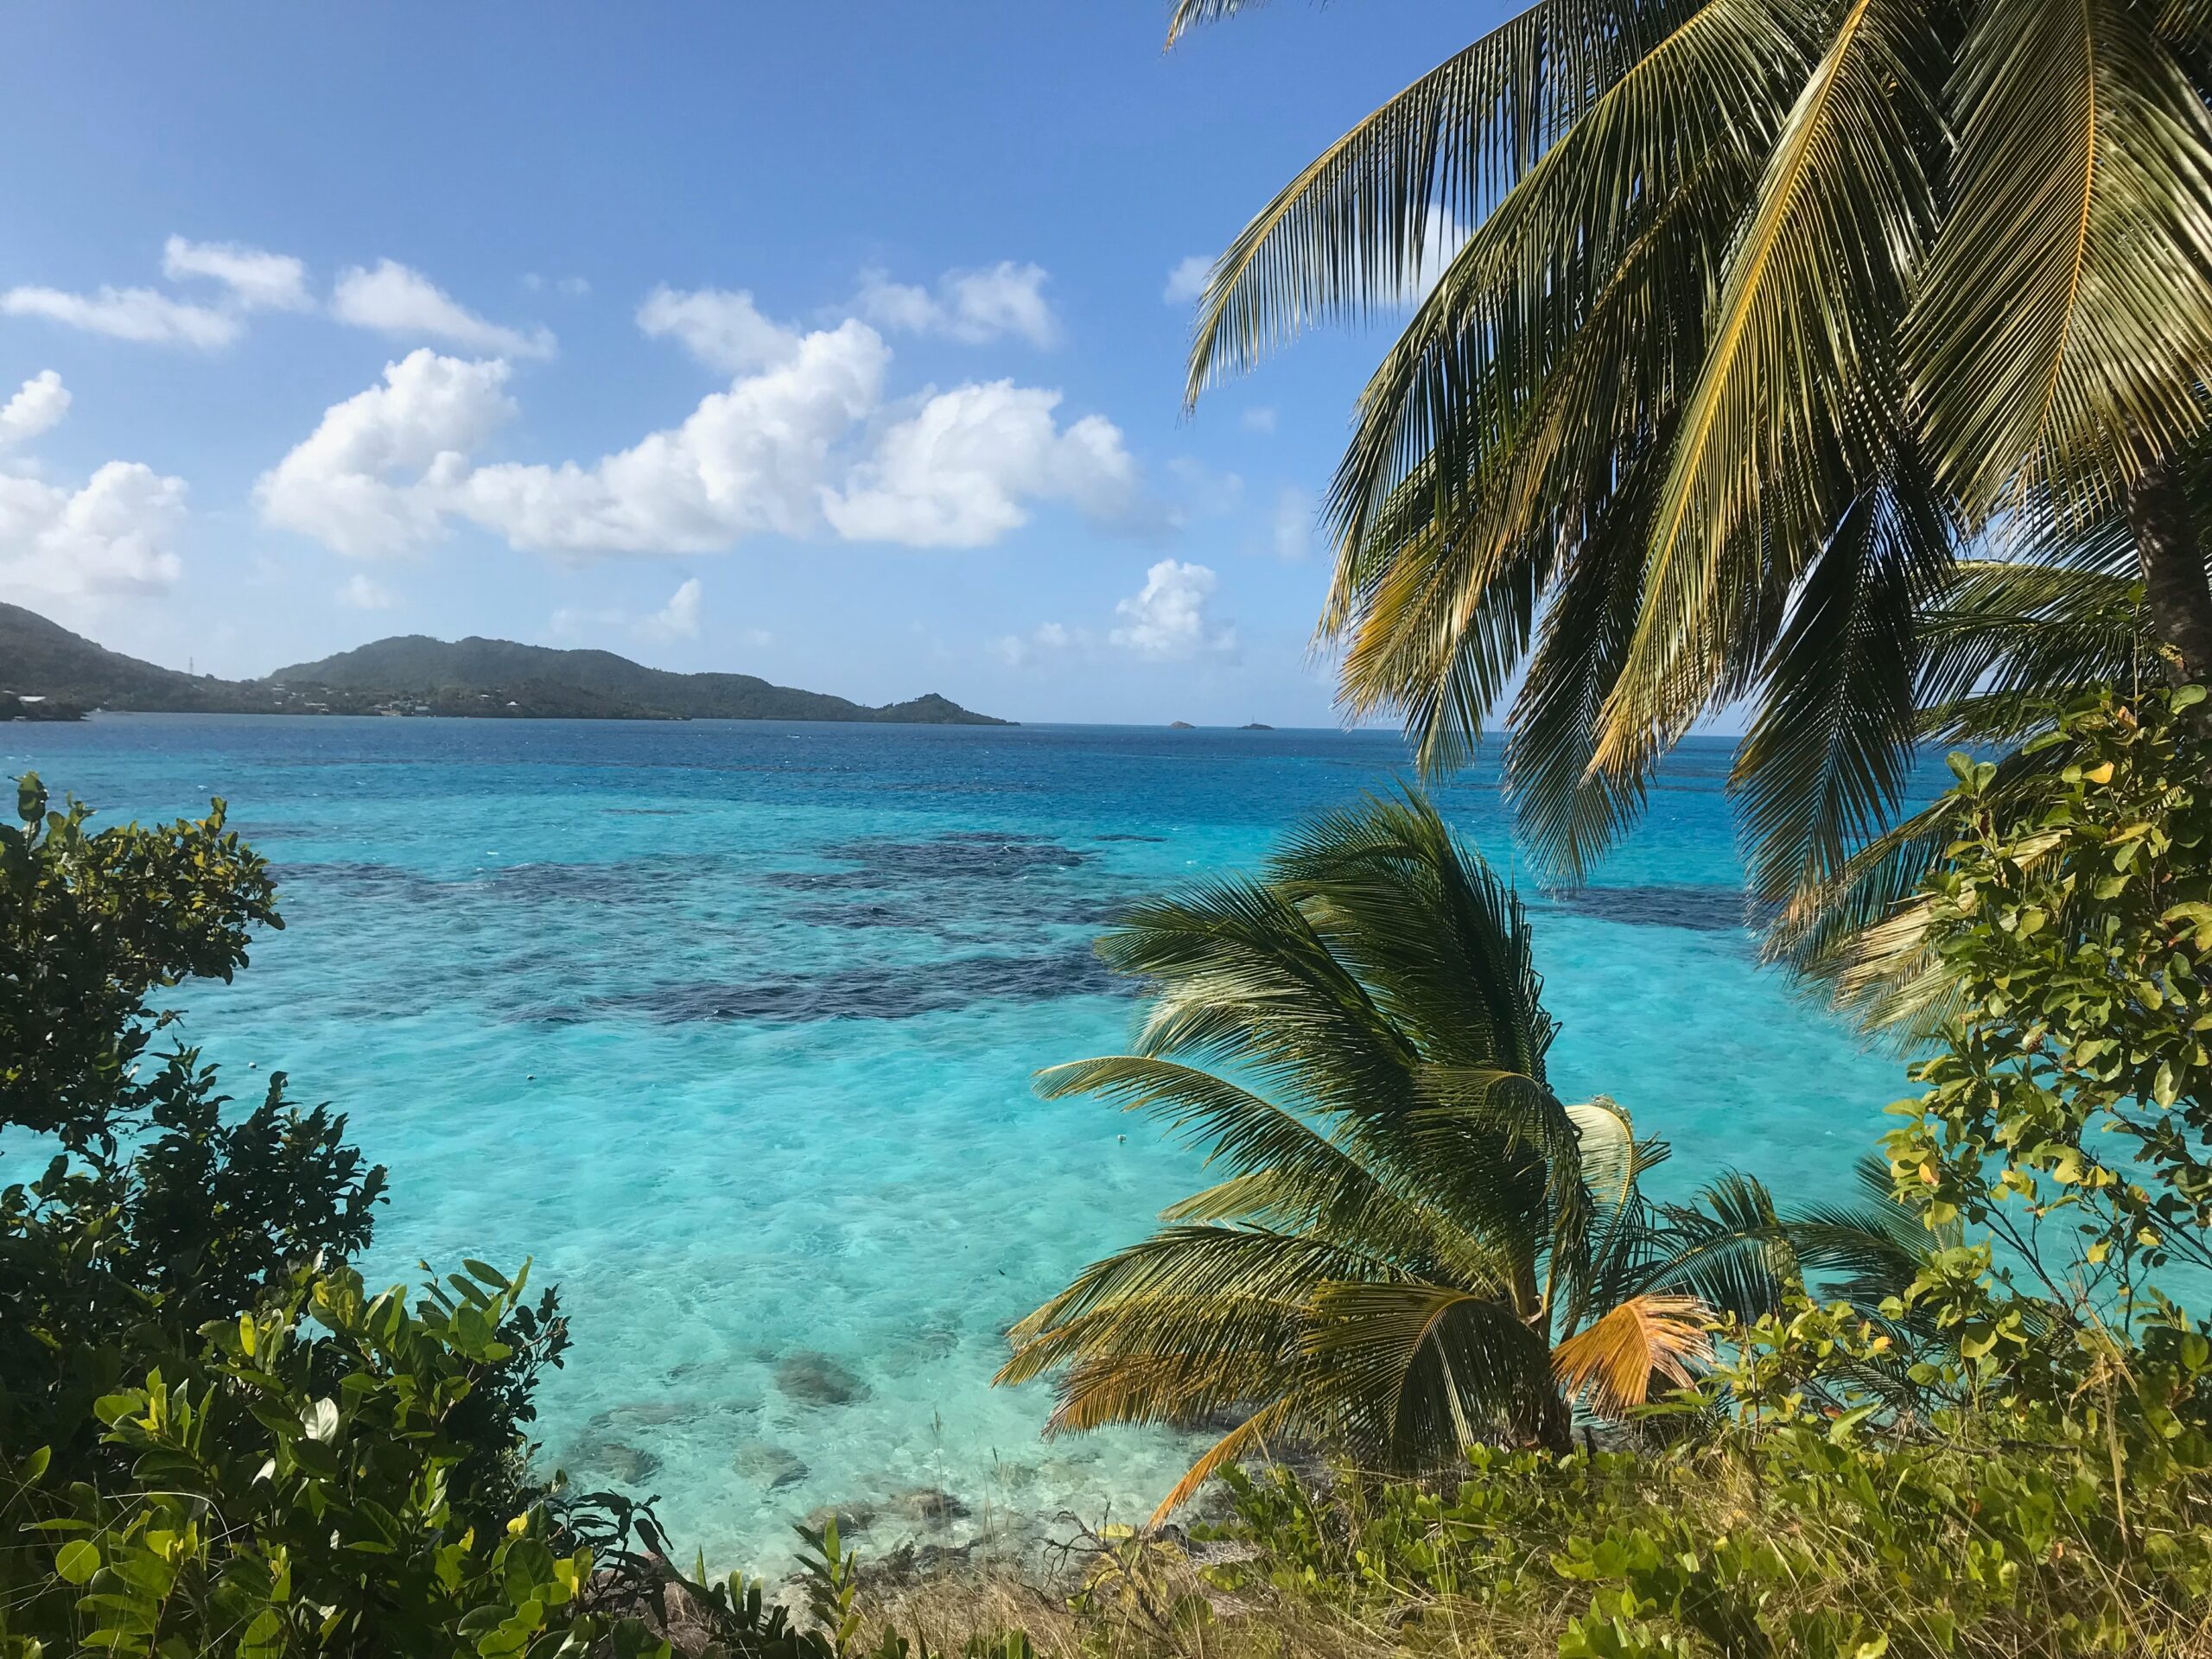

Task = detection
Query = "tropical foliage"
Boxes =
[1197,1398,2212,1657]
[996,791,1910,1522]
[1877,683,2212,1344]
[1166,0,2212,951]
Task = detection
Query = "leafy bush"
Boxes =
[1884,682,2211,1321]
[1205,1406,2212,1657]
[0,775,665,1656]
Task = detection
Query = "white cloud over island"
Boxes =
[0,371,187,604]
[257,277,1144,560]
[1112,558,1234,658]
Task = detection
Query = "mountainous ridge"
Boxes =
[0,603,1011,725]
[269,634,1007,723]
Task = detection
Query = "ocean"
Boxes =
[3,714,1909,1571]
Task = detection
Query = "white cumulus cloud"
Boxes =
[646,577,702,639]
[636,286,798,374]
[0,373,187,605]
[457,321,887,553]
[332,260,555,359]
[256,348,516,558]
[1163,255,1212,304]
[0,463,188,604]
[0,284,238,347]
[1112,558,1234,658]
[262,288,1147,560]
[859,262,1058,346]
[0,371,69,448]
[162,236,312,312]
[826,381,1138,548]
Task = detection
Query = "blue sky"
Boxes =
[0,2,1497,725]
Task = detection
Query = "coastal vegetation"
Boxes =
[995,791,1916,1512]
[987,685,2212,1656]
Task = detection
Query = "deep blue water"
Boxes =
[3,715,1910,1567]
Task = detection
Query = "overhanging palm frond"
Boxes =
[1182,0,1699,400]
[1593,0,1944,784]
[1762,738,2071,1032]
[1164,0,1271,39]
[1909,0,2212,517]
[1320,0,1804,563]
[1916,559,2146,728]
[1733,454,1954,915]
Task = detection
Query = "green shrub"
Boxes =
[0,777,663,1655]
[1206,1406,2212,1657]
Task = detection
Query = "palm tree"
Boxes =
[996,792,1847,1522]
[1170,0,2212,937]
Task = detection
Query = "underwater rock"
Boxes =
[1538,883,1748,933]
[802,1501,877,1535]
[774,1351,871,1407]
[569,1431,662,1484]
[732,1441,810,1491]
[588,1400,696,1431]
[885,1325,961,1366]
[885,1486,969,1526]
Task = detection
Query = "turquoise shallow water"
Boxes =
[3,715,1912,1570]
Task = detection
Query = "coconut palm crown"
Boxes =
[996,791,1809,1523]
[1169,0,2212,952]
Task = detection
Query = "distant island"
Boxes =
[0,603,1011,726]
[1242,722,1274,730]
[1168,720,1196,729]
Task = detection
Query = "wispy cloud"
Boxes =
[332,260,556,359]
[859,261,1058,347]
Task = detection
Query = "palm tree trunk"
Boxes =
[2124,459,2212,690]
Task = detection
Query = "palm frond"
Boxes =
[1302,1280,1559,1463]
[1551,1292,1715,1418]
[1644,1171,1798,1320]
[997,1226,1372,1383]
[1909,0,2212,515]
[1594,0,1943,782]
[1782,1154,1955,1309]
[1321,0,1806,560]
[1916,558,2146,727]
[1183,0,1695,399]
[1764,738,2070,1030]
[1271,789,1556,1076]
[1149,1398,1295,1528]
[1732,454,1953,912]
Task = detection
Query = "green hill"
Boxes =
[269,634,1010,723]
[0,603,1011,725]
[0,603,289,715]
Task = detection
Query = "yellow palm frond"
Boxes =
[1550,1292,1715,1419]
[1148,1398,1295,1529]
